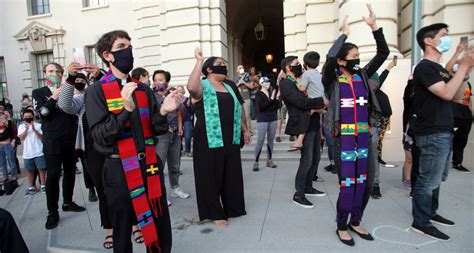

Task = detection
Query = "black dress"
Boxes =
[193,82,247,221]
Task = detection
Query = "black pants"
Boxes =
[85,147,111,229]
[76,151,95,189]
[44,141,76,214]
[103,158,172,253]
[0,208,29,253]
[295,130,321,196]
[452,117,472,166]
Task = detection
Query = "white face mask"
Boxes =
[239,68,245,75]
[261,83,270,89]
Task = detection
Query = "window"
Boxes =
[87,46,107,70]
[34,52,54,87]
[0,58,8,101]
[29,0,50,16]
[83,0,107,8]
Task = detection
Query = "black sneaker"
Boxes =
[275,137,282,143]
[293,195,314,208]
[411,224,450,241]
[290,136,296,142]
[305,188,326,197]
[378,158,387,165]
[430,215,455,227]
[45,213,59,230]
[453,164,471,173]
[62,202,86,212]
[324,164,333,172]
[371,184,381,199]
[89,189,98,202]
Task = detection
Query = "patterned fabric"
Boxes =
[202,79,242,148]
[336,72,370,225]
[377,116,390,158]
[100,71,162,252]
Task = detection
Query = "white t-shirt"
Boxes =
[17,122,44,159]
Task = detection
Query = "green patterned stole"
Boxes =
[202,79,242,148]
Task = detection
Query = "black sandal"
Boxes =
[132,229,144,244]
[336,230,355,246]
[103,235,113,249]
[348,224,374,241]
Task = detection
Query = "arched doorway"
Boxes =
[226,0,284,81]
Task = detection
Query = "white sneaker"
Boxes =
[167,199,172,206]
[171,188,190,199]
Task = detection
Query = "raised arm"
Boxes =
[187,48,204,102]
[322,16,350,91]
[446,42,467,75]
[361,4,390,78]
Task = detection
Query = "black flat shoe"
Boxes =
[336,230,355,246]
[349,224,374,241]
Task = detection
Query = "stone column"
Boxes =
[283,0,307,59]
[159,0,228,85]
[306,0,338,64]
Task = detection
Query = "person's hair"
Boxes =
[202,57,223,77]
[43,62,64,75]
[336,43,358,61]
[280,56,298,74]
[131,67,148,81]
[416,23,449,51]
[75,73,87,83]
[303,51,320,69]
[22,109,34,117]
[96,30,132,67]
[152,70,171,83]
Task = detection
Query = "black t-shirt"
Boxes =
[412,59,453,136]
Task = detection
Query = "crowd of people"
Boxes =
[0,3,473,253]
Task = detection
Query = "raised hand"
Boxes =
[121,82,138,112]
[340,15,350,35]
[387,57,397,70]
[67,62,82,76]
[456,41,468,53]
[363,3,378,31]
[160,90,183,115]
[83,64,100,76]
[51,86,62,100]
[195,47,204,62]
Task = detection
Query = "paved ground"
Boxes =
[1,135,473,253]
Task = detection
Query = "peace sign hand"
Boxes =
[363,3,378,31]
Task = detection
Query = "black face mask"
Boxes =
[210,66,228,76]
[111,47,134,74]
[24,118,33,123]
[290,64,303,78]
[75,82,86,91]
[344,59,361,74]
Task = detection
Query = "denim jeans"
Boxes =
[412,132,453,227]
[156,132,182,189]
[0,143,17,178]
[184,121,193,153]
[323,127,334,162]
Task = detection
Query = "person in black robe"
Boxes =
[186,48,251,228]
[85,30,181,253]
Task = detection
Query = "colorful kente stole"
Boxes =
[202,79,242,148]
[100,70,162,252]
[336,72,370,224]
[287,75,301,88]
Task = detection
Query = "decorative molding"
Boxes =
[14,21,64,41]
[26,13,52,21]
[81,4,109,12]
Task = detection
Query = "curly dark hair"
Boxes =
[96,30,131,67]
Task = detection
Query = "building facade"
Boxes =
[0,0,473,161]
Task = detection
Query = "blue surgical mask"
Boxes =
[436,36,451,53]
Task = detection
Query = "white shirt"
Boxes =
[18,122,44,159]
